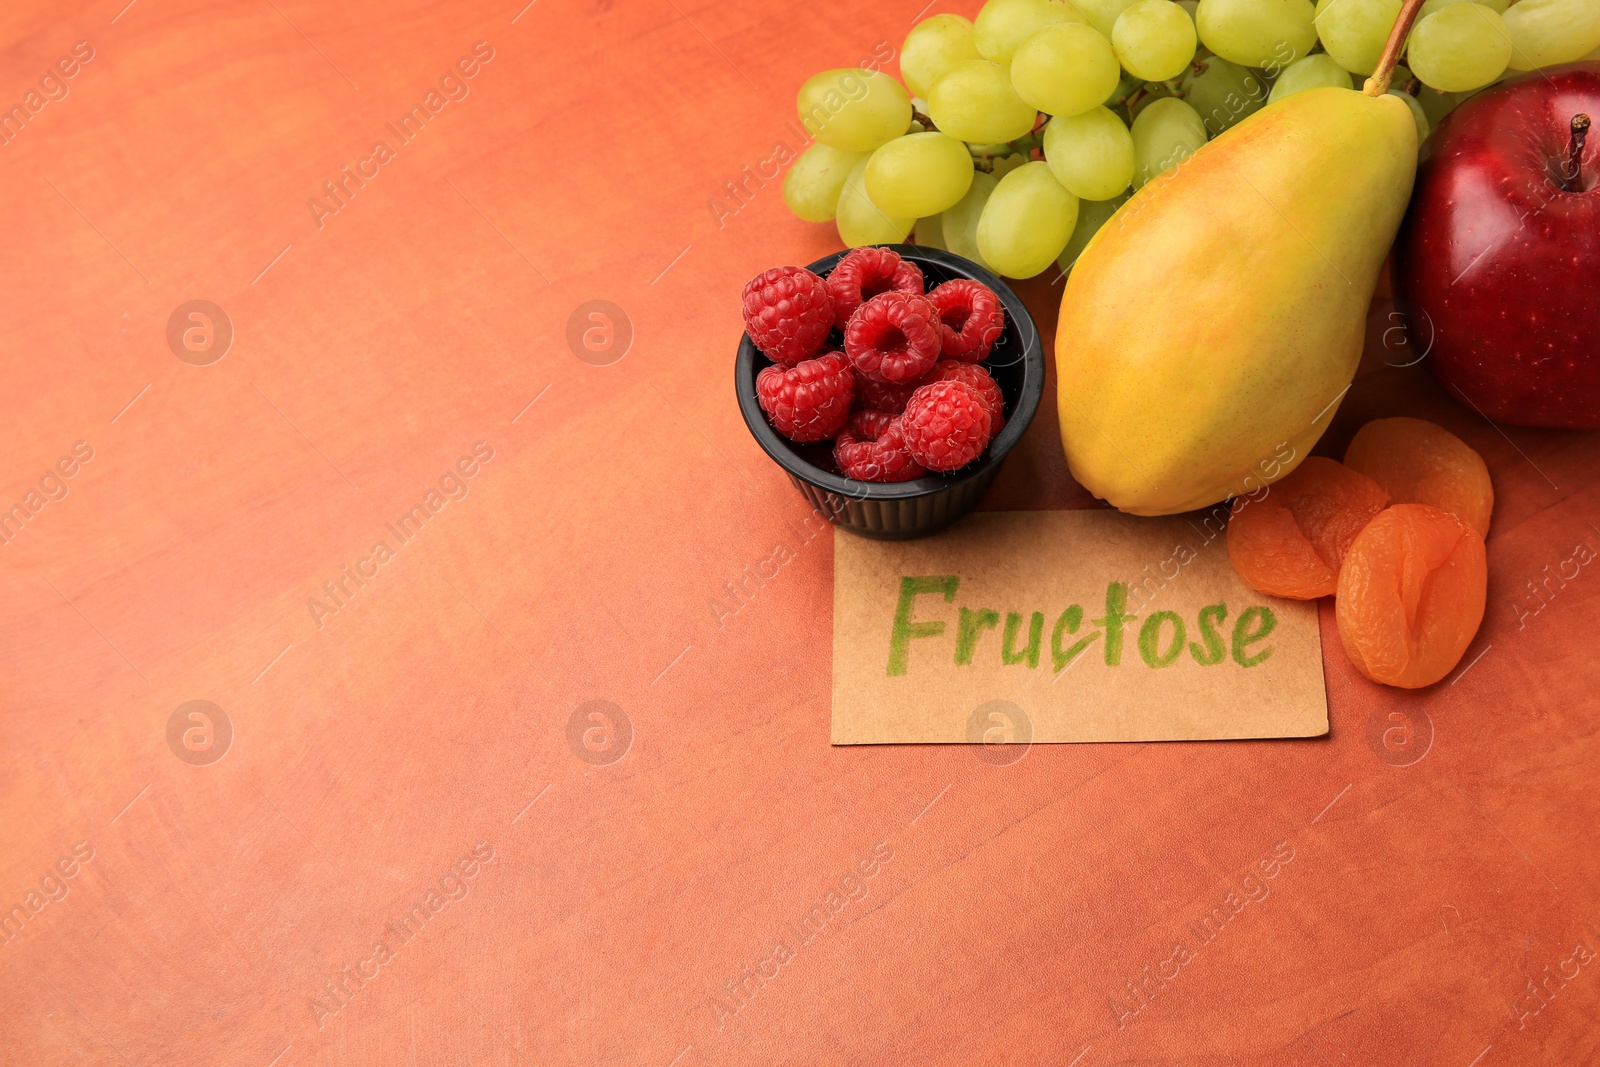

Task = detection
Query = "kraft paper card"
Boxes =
[831,510,1328,745]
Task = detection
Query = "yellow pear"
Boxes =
[1056,11,1425,515]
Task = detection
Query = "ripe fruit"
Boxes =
[844,291,943,384]
[1503,0,1600,70]
[826,246,925,322]
[797,69,911,152]
[1393,65,1600,428]
[928,60,1039,144]
[783,143,868,223]
[834,422,929,482]
[1405,4,1512,91]
[974,0,1088,62]
[835,158,914,247]
[755,351,855,442]
[1044,107,1138,200]
[1010,23,1124,116]
[1343,417,1493,536]
[1130,98,1208,186]
[741,266,834,365]
[900,380,995,471]
[927,279,1006,362]
[977,161,1080,278]
[1227,457,1389,599]
[924,361,1007,433]
[864,132,976,217]
[900,13,982,98]
[1196,0,1317,68]
[1056,0,1424,516]
[1268,54,1355,103]
[1336,504,1487,688]
[1113,0,1199,82]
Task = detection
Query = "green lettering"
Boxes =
[1189,603,1228,665]
[1050,605,1100,671]
[1093,582,1138,666]
[1139,611,1186,667]
[886,575,958,677]
[1231,606,1276,667]
[954,607,1000,665]
[1001,611,1043,668]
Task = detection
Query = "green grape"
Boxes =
[1503,0,1600,70]
[1195,0,1316,69]
[1057,192,1129,275]
[928,60,1040,142]
[782,142,868,222]
[974,0,1088,61]
[836,157,914,247]
[1313,0,1400,75]
[1420,0,1508,16]
[1181,56,1268,134]
[913,214,948,249]
[1129,82,1181,121]
[1113,0,1199,81]
[864,132,976,217]
[943,171,1000,269]
[902,14,983,99]
[992,152,1031,178]
[1011,23,1123,116]
[977,161,1080,278]
[1044,107,1136,199]
[1178,0,1202,23]
[1131,97,1207,186]
[1388,88,1430,143]
[1407,5,1512,91]
[1415,84,1463,126]
[797,69,913,152]
[1266,53,1354,102]
[1076,0,1141,37]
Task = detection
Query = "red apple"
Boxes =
[1394,64,1600,428]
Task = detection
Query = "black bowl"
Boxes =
[736,245,1044,540]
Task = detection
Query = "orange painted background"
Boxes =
[2,0,1599,1064]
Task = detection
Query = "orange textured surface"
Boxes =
[2,2,1599,1065]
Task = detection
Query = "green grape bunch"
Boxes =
[782,0,1600,280]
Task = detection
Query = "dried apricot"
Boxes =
[1227,457,1390,599]
[1336,503,1487,689]
[1343,417,1493,537]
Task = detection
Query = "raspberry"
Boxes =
[924,361,1005,435]
[852,369,923,415]
[755,350,853,442]
[845,291,942,384]
[742,266,834,365]
[834,421,928,483]
[900,380,994,472]
[847,408,896,440]
[826,247,925,325]
[928,279,1005,363]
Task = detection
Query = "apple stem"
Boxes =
[1363,0,1429,98]
[1565,113,1591,190]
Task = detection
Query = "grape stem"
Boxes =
[1363,0,1429,97]
[911,109,937,133]
[1564,113,1591,191]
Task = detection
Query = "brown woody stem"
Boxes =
[1565,113,1591,190]
[1363,0,1429,97]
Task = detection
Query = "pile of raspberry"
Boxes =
[743,247,1007,482]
